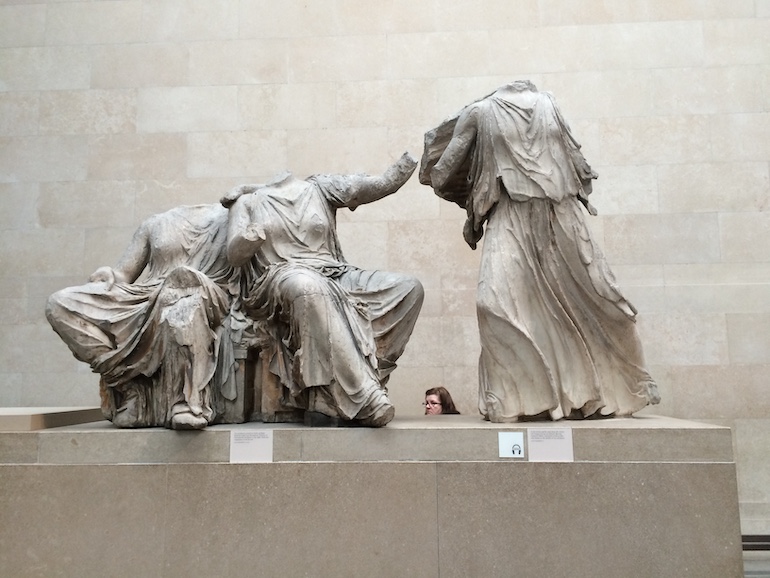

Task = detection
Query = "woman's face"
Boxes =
[424,394,442,415]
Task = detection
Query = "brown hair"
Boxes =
[425,386,460,414]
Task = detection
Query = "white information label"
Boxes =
[527,428,574,462]
[498,431,525,459]
[229,429,274,463]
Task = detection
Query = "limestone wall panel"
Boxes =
[703,19,770,67]
[617,284,667,315]
[727,313,770,364]
[709,113,770,162]
[336,79,439,128]
[137,86,239,133]
[45,0,143,45]
[658,162,770,214]
[0,92,39,137]
[637,312,729,366]
[335,0,439,34]
[87,133,186,180]
[397,315,442,369]
[661,284,770,315]
[537,0,755,26]
[720,212,770,263]
[89,43,189,89]
[603,213,721,265]
[0,229,85,278]
[540,70,654,120]
[651,66,765,116]
[0,4,45,48]
[38,181,137,229]
[595,115,712,166]
[0,373,21,406]
[610,264,665,288]
[0,46,90,92]
[336,221,389,271]
[20,365,101,407]
[186,130,287,179]
[188,39,289,86]
[589,164,659,215]
[133,178,243,220]
[238,0,342,39]
[0,322,83,374]
[664,263,770,285]
[288,35,387,83]
[239,83,336,131]
[82,227,137,280]
[387,32,492,79]
[0,183,40,229]
[0,135,88,183]
[39,89,136,135]
[286,127,388,176]
[140,0,239,42]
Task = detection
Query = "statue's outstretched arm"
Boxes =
[347,152,418,208]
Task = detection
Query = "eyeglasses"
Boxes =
[422,401,442,407]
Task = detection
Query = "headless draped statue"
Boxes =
[46,203,244,429]
[46,153,423,429]
[420,81,660,422]
[223,153,423,427]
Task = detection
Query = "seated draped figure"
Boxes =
[222,152,423,427]
[420,80,660,422]
[46,153,423,429]
[46,203,247,429]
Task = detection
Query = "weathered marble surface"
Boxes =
[46,154,423,429]
[47,203,246,430]
[223,153,423,427]
[420,81,660,422]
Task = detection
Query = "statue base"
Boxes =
[0,414,743,577]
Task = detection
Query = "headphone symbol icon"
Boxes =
[512,444,522,456]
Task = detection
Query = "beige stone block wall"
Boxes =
[0,0,768,532]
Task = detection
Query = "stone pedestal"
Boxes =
[0,415,742,577]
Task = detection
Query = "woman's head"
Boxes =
[424,387,460,415]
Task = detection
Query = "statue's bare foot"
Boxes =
[171,412,208,430]
[358,404,395,427]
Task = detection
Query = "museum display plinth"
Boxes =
[0,414,742,577]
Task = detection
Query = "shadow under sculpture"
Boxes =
[46,153,423,429]
[223,152,423,427]
[420,81,660,422]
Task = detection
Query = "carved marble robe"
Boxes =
[421,81,659,421]
[227,173,423,423]
[46,204,244,428]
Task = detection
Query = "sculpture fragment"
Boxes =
[420,81,660,422]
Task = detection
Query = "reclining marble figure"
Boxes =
[46,153,423,429]
[222,152,423,427]
[420,81,660,422]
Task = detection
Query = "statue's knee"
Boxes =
[407,275,425,301]
[281,270,329,300]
